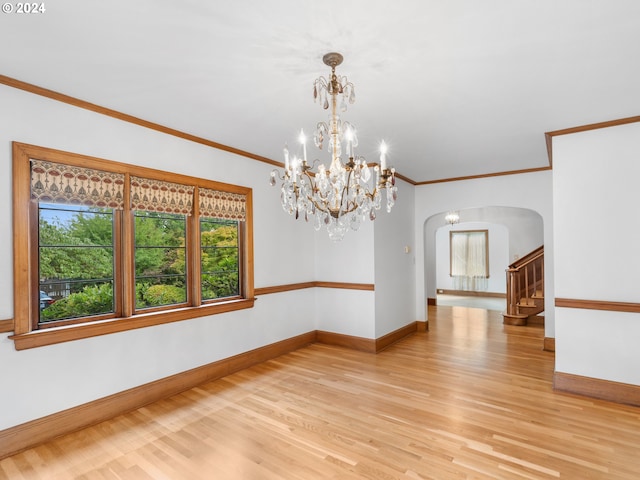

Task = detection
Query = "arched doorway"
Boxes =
[423,206,544,315]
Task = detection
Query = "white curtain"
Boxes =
[451,231,488,291]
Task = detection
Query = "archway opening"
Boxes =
[424,206,544,316]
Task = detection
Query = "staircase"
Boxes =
[503,246,544,326]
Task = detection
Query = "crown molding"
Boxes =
[0,74,280,167]
[415,166,552,185]
[10,74,635,186]
[545,115,640,166]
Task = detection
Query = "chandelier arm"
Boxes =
[309,159,321,172]
[310,196,359,218]
[336,170,362,217]
[308,197,331,215]
[270,168,286,182]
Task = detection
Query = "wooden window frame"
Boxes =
[11,142,254,350]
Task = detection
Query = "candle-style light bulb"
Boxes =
[299,129,307,162]
[345,127,354,158]
[291,156,298,181]
[380,141,388,171]
[283,144,290,170]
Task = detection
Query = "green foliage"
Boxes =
[138,283,186,307]
[200,222,239,299]
[135,212,186,277]
[39,210,113,281]
[41,283,113,322]
[201,224,238,248]
[72,211,114,245]
[202,272,239,300]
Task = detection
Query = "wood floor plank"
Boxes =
[1,306,640,479]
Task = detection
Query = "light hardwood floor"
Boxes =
[2,306,640,479]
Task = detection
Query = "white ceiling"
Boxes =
[1,0,639,182]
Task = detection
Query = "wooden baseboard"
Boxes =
[376,322,424,352]
[317,321,422,354]
[0,331,317,460]
[543,337,555,352]
[316,330,376,353]
[427,297,436,306]
[438,290,506,298]
[554,372,640,407]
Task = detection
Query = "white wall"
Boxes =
[0,84,320,430]
[435,222,509,294]
[414,171,554,336]
[374,179,416,337]
[314,288,376,338]
[313,219,376,338]
[314,220,375,284]
[553,121,640,385]
[311,177,416,339]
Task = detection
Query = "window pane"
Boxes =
[38,203,115,322]
[201,219,240,300]
[134,211,187,309]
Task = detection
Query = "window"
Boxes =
[200,218,240,302]
[134,210,188,310]
[38,203,117,325]
[450,230,489,291]
[12,142,254,349]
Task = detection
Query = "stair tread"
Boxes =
[503,312,528,319]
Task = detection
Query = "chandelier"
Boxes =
[445,211,460,225]
[270,52,397,241]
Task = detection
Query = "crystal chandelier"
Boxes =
[445,211,460,225]
[270,52,397,241]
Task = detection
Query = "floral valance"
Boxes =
[30,160,245,219]
[199,188,246,221]
[131,177,194,215]
[31,159,125,209]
